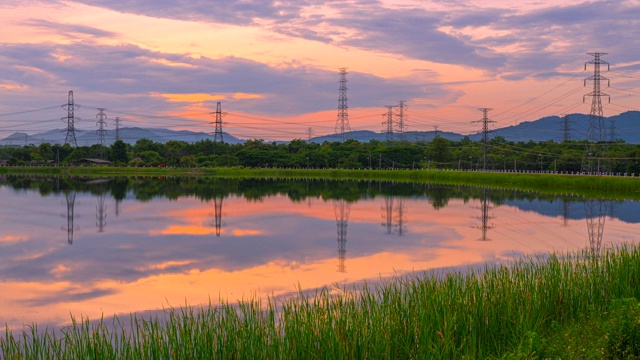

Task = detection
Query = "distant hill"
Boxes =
[468,111,640,143]
[0,128,243,146]
[2,111,639,145]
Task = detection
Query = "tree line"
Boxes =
[2,136,640,174]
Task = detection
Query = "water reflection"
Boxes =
[333,199,351,273]
[0,175,639,329]
[64,191,76,245]
[381,196,407,236]
[474,188,495,241]
[585,199,607,257]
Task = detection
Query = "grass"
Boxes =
[2,166,640,200]
[3,245,640,359]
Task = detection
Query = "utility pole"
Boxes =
[96,108,107,148]
[335,68,351,142]
[210,101,227,143]
[395,100,408,141]
[433,125,439,139]
[382,105,394,142]
[114,116,122,142]
[582,52,610,173]
[62,91,80,146]
[472,108,495,171]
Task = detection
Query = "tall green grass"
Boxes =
[3,245,640,359]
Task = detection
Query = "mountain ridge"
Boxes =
[2,111,639,145]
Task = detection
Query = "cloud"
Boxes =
[66,0,307,26]
[21,18,118,39]
[0,40,445,119]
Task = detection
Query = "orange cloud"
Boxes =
[156,93,225,103]
[232,92,264,100]
[0,235,28,243]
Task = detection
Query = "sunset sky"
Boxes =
[1,0,639,141]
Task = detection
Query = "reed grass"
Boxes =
[3,245,640,359]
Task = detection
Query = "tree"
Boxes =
[109,140,129,164]
[428,137,452,169]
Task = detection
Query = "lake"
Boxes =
[1,175,638,329]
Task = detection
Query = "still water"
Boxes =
[1,176,639,329]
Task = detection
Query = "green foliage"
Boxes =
[603,298,640,359]
[5,136,640,173]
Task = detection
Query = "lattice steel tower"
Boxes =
[560,114,574,142]
[335,68,351,142]
[211,102,226,143]
[62,91,80,146]
[395,101,408,141]
[582,52,610,173]
[114,116,122,142]
[96,108,107,147]
[473,108,495,171]
[382,105,394,142]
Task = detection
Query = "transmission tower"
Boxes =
[382,105,394,142]
[472,108,495,171]
[114,116,122,142]
[582,52,610,173]
[335,68,351,142]
[210,102,227,143]
[395,101,408,141]
[560,114,574,142]
[96,108,107,147]
[434,125,439,139]
[609,118,616,142]
[306,127,314,141]
[333,199,351,273]
[62,91,80,146]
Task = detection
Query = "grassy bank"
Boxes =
[2,166,640,200]
[3,245,640,359]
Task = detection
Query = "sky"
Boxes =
[1,0,640,141]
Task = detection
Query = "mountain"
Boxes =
[0,128,243,146]
[2,111,639,145]
[469,111,640,143]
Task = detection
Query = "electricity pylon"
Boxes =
[335,68,351,142]
[582,52,610,173]
[62,91,80,146]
